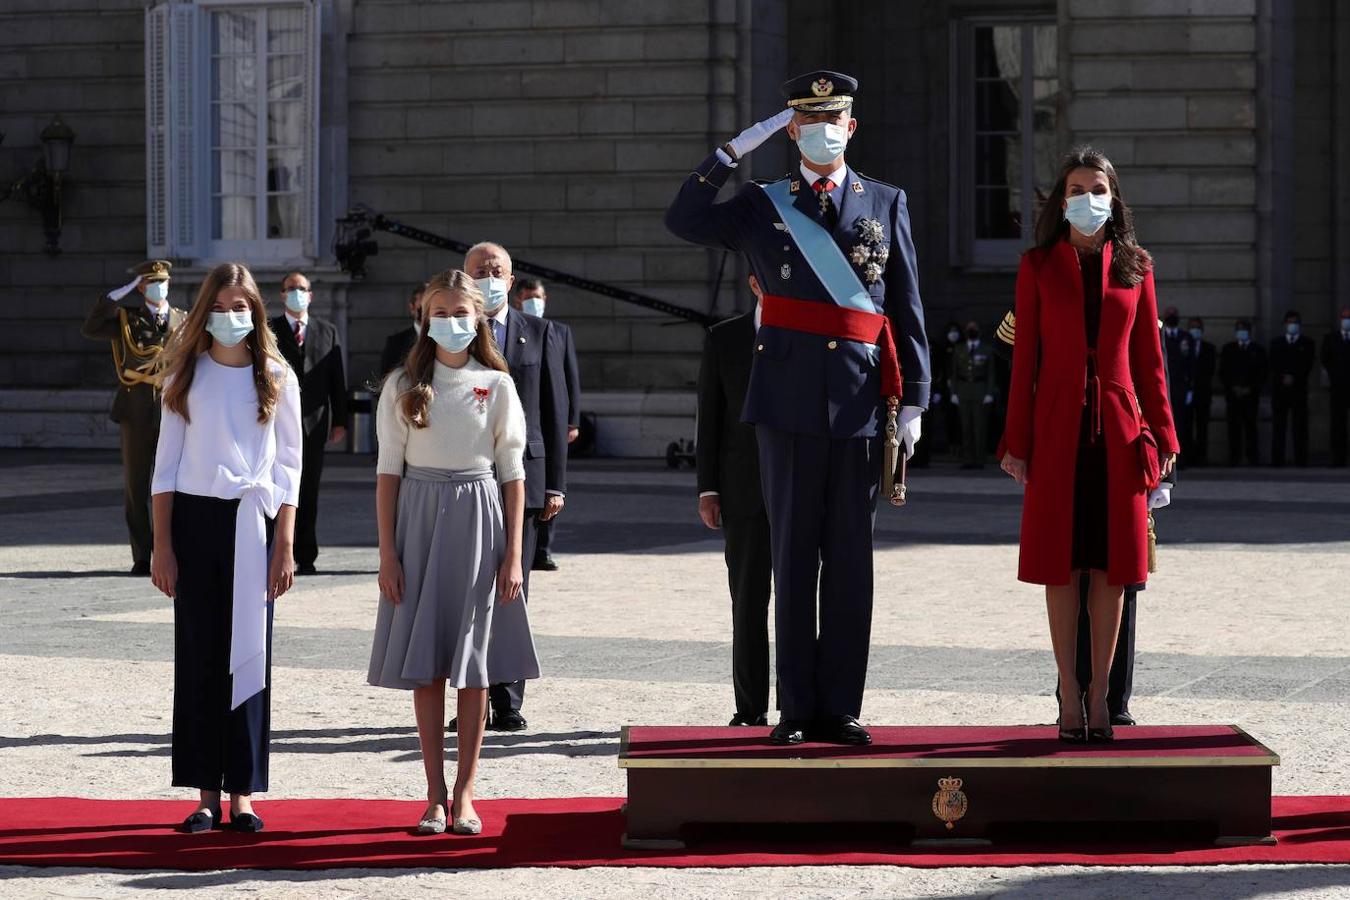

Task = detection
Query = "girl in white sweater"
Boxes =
[368,268,537,836]
[150,262,302,834]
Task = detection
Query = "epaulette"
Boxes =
[855,171,901,191]
[996,311,1016,346]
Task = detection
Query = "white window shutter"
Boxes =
[303,0,320,259]
[144,4,169,257]
[167,3,200,257]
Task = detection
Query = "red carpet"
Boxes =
[1,796,1348,870]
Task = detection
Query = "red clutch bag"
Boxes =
[1137,425,1162,491]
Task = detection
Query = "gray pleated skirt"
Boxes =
[367,465,541,690]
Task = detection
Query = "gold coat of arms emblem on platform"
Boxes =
[932,776,969,830]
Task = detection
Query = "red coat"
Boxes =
[1004,240,1179,586]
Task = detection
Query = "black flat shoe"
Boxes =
[729,713,769,727]
[296,563,317,576]
[130,562,151,577]
[230,812,265,833]
[489,709,527,732]
[812,715,872,746]
[532,551,559,572]
[768,719,808,745]
[180,807,223,833]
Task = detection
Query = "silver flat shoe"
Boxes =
[452,816,482,835]
[416,805,448,835]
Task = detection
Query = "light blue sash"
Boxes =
[760,179,872,312]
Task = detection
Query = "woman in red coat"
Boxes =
[1001,148,1178,743]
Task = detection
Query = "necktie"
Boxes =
[492,319,504,348]
[294,320,304,347]
[813,177,837,228]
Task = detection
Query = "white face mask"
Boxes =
[284,288,310,313]
[476,276,509,312]
[520,298,546,318]
[1064,192,1113,237]
[144,281,169,303]
[206,310,254,348]
[795,121,849,166]
[426,315,477,352]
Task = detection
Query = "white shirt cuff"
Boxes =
[546,490,565,498]
[714,147,737,167]
[699,491,720,498]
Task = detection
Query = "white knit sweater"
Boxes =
[376,358,526,483]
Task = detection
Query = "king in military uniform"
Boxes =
[81,260,186,575]
[666,70,931,746]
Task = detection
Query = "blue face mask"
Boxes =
[144,281,169,303]
[207,310,254,348]
[1341,318,1350,333]
[1286,322,1300,337]
[475,277,509,313]
[520,298,546,318]
[1064,192,1113,237]
[795,121,848,166]
[284,288,310,313]
[1235,329,1251,342]
[1189,328,1203,341]
[426,315,476,352]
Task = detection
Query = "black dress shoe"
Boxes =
[812,715,872,746]
[728,713,769,727]
[489,709,527,732]
[768,719,809,745]
[296,563,318,576]
[1111,711,1136,726]
[130,561,151,577]
[180,807,223,833]
[229,812,265,833]
[532,550,559,572]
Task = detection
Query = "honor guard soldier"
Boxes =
[666,70,931,746]
[81,259,186,575]
[949,320,996,468]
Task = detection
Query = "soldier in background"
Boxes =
[1269,309,1315,467]
[1218,319,1266,466]
[1183,316,1216,466]
[380,283,424,377]
[1320,306,1350,467]
[949,319,996,469]
[81,260,186,576]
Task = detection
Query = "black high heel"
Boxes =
[1087,695,1115,743]
[1058,694,1088,744]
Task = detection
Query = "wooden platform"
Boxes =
[618,725,1279,849]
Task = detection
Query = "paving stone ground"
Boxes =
[1,450,1348,898]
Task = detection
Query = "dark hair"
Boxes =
[1033,146,1152,287]
[514,277,543,296]
[1187,317,1204,328]
[410,282,426,303]
[1235,318,1252,329]
[1283,309,1301,322]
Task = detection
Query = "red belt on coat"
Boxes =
[759,293,903,399]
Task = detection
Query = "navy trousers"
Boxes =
[756,425,881,721]
[171,492,273,795]
[489,507,541,714]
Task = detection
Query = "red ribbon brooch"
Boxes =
[472,386,491,414]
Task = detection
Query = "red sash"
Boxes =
[760,293,903,399]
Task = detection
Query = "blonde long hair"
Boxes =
[397,268,509,429]
[159,262,288,423]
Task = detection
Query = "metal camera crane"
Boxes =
[333,204,720,328]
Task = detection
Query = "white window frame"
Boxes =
[146,0,320,265]
[949,15,1057,271]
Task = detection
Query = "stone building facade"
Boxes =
[2,0,1346,457]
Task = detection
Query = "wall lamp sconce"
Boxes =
[0,115,76,256]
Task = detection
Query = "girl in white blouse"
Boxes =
[150,262,302,835]
[368,268,538,837]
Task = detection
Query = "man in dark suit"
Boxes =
[379,283,424,377]
[81,259,186,575]
[270,272,349,575]
[1183,317,1217,466]
[1161,307,1193,460]
[511,277,582,572]
[1218,319,1266,465]
[1321,307,1350,467]
[697,275,774,727]
[666,70,931,747]
[1269,309,1316,467]
[468,243,568,732]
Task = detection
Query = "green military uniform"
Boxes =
[81,260,186,573]
[949,336,997,467]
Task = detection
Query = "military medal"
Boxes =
[853,218,888,284]
[780,263,792,280]
[864,262,884,284]
[850,245,871,266]
[473,386,490,414]
[858,218,884,244]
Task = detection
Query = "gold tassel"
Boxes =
[1146,511,1158,574]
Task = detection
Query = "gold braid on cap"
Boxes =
[787,95,853,109]
[996,311,1016,346]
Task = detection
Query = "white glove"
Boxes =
[898,406,922,460]
[1185,390,1193,406]
[724,108,794,161]
[1148,485,1172,510]
[931,391,942,404]
[950,394,959,406]
[983,393,994,405]
[108,275,142,303]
